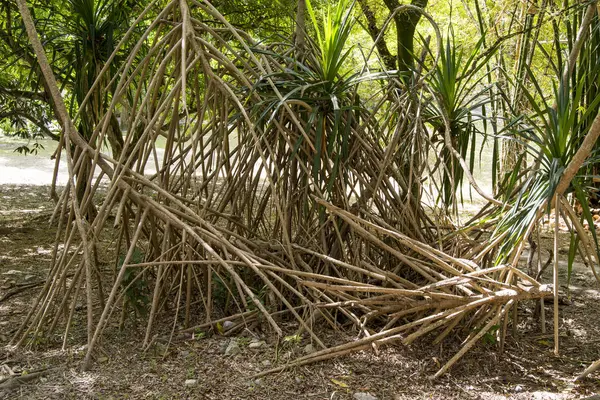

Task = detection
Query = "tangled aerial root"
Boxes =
[13,0,552,378]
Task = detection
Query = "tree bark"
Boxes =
[554,112,600,198]
[382,0,429,75]
[295,0,306,62]
[108,113,124,160]
[357,0,396,70]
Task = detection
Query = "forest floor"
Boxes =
[1,184,600,400]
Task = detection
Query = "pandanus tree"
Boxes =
[13,0,532,378]
[60,0,132,157]
[56,0,136,211]
[424,30,495,208]
[10,0,600,381]
[250,0,362,245]
[253,0,364,253]
[252,0,434,250]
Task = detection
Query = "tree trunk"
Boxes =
[108,114,124,160]
[383,0,429,76]
[295,0,306,62]
[357,0,396,70]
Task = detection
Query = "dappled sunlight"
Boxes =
[0,141,68,185]
[0,162,64,186]
[66,370,99,395]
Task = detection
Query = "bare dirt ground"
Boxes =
[1,185,600,400]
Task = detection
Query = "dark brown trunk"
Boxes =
[357,0,396,70]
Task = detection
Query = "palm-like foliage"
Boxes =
[306,0,355,89]
[63,0,125,95]
[494,73,600,263]
[57,0,133,146]
[424,30,495,207]
[251,0,361,204]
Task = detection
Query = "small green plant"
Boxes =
[118,247,150,318]
[245,284,268,311]
[27,331,47,346]
[14,141,45,155]
[283,334,302,345]
[193,329,206,340]
[212,272,234,311]
[9,126,47,155]
[149,358,158,372]
[481,324,500,345]
[186,367,195,379]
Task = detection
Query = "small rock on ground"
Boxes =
[184,379,198,387]
[249,341,265,349]
[514,385,523,392]
[303,343,315,354]
[225,339,241,356]
[179,350,190,358]
[353,393,378,400]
